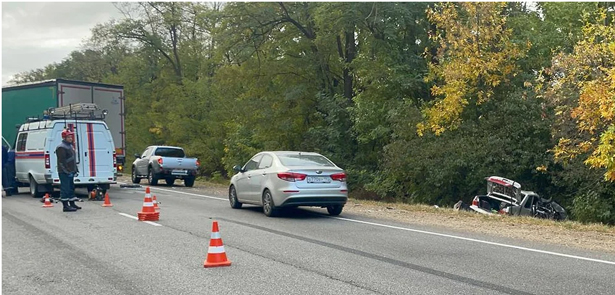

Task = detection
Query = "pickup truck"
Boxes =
[131,145,199,187]
[467,176,567,221]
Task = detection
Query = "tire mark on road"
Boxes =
[218,217,535,295]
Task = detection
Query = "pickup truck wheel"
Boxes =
[131,167,141,184]
[184,177,195,187]
[147,168,158,186]
[262,189,278,217]
[229,185,242,209]
[29,176,42,198]
[165,178,175,186]
[327,205,344,216]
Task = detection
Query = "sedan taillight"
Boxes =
[472,196,479,207]
[277,172,307,182]
[330,172,346,182]
[157,158,163,166]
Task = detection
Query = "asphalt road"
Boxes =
[3,183,615,295]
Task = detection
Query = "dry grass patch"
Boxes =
[345,198,615,254]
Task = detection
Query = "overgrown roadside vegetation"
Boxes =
[12,2,615,224]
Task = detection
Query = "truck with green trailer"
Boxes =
[2,79,126,172]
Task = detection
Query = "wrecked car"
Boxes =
[464,176,567,221]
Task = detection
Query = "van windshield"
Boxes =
[154,147,185,158]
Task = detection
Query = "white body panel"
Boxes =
[57,82,125,157]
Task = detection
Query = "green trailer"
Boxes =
[2,79,126,167]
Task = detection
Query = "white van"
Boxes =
[14,117,117,198]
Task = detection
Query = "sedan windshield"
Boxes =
[278,154,335,167]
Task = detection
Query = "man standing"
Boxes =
[2,143,10,196]
[56,129,81,212]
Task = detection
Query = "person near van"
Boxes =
[56,129,81,212]
[2,144,10,196]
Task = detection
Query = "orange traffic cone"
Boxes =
[153,194,160,211]
[137,187,159,221]
[204,220,231,268]
[102,192,113,207]
[42,193,54,208]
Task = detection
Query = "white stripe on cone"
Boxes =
[208,246,226,254]
[210,232,221,239]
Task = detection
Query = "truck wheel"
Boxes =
[132,167,141,184]
[29,176,42,198]
[184,177,195,187]
[147,167,158,186]
[165,178,175,186]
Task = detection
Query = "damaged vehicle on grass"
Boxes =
[463,176,567,221]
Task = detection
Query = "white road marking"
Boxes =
[116,182,615,265]
[117,182,225,201]
[333,216,615,266]
[118,213,162,227]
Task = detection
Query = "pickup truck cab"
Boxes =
[131,145,199,187]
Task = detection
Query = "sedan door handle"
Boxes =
[261,173,266,176]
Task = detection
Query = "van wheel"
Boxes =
[147,167,158,186]
[29,176,42,198]
[131,167,141,184]
[184,177,195,187]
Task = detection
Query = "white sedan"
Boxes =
[229,151,348,217]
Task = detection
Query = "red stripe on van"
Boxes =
[87,123,96,177]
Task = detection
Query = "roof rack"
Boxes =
[44,103,108,120]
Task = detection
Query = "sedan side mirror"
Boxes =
[134,153,141,159]
[232,165,244,173]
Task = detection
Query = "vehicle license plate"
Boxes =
[307,176,331,183]
[172,169,188,175]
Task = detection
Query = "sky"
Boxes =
[1,2,124,85]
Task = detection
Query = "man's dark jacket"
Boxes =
[56,141,77,174]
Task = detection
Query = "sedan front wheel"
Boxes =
[229,186,242,209]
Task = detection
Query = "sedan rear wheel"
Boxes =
[229,185,242,209]
[262,189,277,217]
[327,205,344,216]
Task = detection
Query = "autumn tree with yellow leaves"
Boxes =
[419,2,526,136]
[544,11,615,181]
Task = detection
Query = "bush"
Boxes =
[571,189,615,225]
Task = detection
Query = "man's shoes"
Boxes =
[69,201,81,210]
[63,206,77,212]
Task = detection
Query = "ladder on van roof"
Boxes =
[45,103,107,120]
